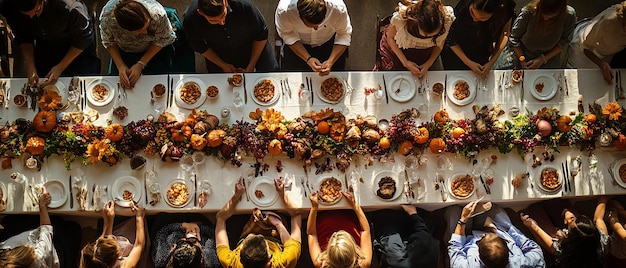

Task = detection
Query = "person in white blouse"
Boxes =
[275,0,352,75]
[0,187,59,268]
[376,0,455,78]
[566,1,626,84]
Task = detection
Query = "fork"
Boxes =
[300,177,307,197]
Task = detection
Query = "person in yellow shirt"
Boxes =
[215,177,301,268]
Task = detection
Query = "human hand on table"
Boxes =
[307,57,323,73]
[182,222,201,241]
[132,204,145,219]
[44,64,64,85]
[26,66,39,86]
[38,186,51,208]
[342,191,359,210]
[417,63,431,79]
[600,62,613,84]
[403,60,421,76]
[117,65,132,89]
[468,61,486,76]
[128,63,143,88]
[523,58,543,69]
[309,191,319,209]
[220,63,237,73]
[400,204,417,216]
[274,177,297,214]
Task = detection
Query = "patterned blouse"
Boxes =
[391,3,455,49]
[99,0,175,53]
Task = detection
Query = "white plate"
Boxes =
[251,78,280,106]
[447,173,476,199]
[388,75,416,103]
[43,180,66,208]
[86,79,116,106]
[317,176,343,205]
[42,80,68,103]
[317,75,346,104]
[249,176,278,207]
[164,179,192,208]
[612,159,626,189]
[372,171,402,201]
[175,77,207,109]
[529,74,558,101]
[535,165,563,193]
[447,74,476,106]
[111,176,142,207]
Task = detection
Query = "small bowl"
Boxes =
[206,85,219,99]
[13,94,26,107]
[228,74,243,87]
[432,83,444,96]
[152,84,166,98]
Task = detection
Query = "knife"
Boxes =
[301,176,307,197]
[382,74,389,103]
[437,174,447,201]
[564,74,569,96]
[565,161,571,192]
[308,77,314,105]
[144,173,149,204]
[520,70,525,103]
[344,173,349,192]
[443,74,447,107]
[69,175,73,209]
[479,175,490,195]
[166,74,170,107]
[91,183,96,208]
[242,176,250,202]
[561,162,568,193]
[193,173,198,206]
[285,77,292,99]
[243,73,248,104]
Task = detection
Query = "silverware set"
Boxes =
[304,77,314,104]
[165,75,174,109]
[280,78,292,100]
[562,161,573,193]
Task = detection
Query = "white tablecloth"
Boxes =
[1,69,624,215]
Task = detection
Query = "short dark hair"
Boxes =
[297,0,327,25]
[16,0,42,12]
[559,215,604,268]
[478,233,509,268]
[114,0,150,31]
[240,235,268,268]
[198,0,226,17]
[166,241,203,268]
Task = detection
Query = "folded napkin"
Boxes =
[93,185,102,211]
[22,179,39,212]
[6,183,14,211]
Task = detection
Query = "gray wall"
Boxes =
[11,0,626,76]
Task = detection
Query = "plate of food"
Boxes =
[446,75,476,106]
[249,176,278,207]
[228,73,243,87]
[252,78,280,106]
[175,77,206,109]
[529,74,557,101]
[612,159,626,189]
[86,79,116,106]
[388,74,416,103]
[318,176,343,205]
[317,76,346,104]
[42,80,67,103]
[373,171,401,201]
[447,173,475,199]
[511,70,523,84]
[535,165,562,193]
[165,179,191,208]
[43,180,67,208]
[111,176,142,207]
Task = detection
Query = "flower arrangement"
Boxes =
[1,102,625,171]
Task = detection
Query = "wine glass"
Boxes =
[233,92,243,108]
[436,155,452,172]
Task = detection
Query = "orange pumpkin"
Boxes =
[398,140,413,155]
[171,128,186,143]
[181,125,193,139]
[413,127,429,144]
[452,127,466,139]
[33,111,57,132]
[26,136,45,155]
[584,114,597,124]
[614,134,626,150]
[556,116,572,132]
[433,110,449,124]
[581,125,593,140]
[268,139,283,155]
[208,129,226,147]
[318,121,330,135]
[429,138,446,154]
[190,134,208,151]
[105,124,124,142]
[379,137,391,149]
[329,123,346,142]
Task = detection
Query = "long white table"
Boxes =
[1,69,625,216]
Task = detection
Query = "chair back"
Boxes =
[375,15,392,70]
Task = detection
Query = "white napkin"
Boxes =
[6,183,14,211]
[22,179,39,212]
[92,185,102,211]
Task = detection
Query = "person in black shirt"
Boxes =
[183,0,277,73]
[368,205,439,268]
[3,0,100,86]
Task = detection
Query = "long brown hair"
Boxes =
[399,0,447,45]
[79,237,121,268]
[114,0,152,32]
[0,245,36,268]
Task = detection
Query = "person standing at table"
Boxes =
[567,1,626,84]
[215,177,302,268]
[275,0,352,75]
[445,201,545,268]
[495,0,576,70]
[0,188,60,268]
[440,0,515,75]
[99,0,176,89]
[307,191,372,268]
[183,0,278,73]
[376,0,455,78]
[368,205,439,267]
[79,201,147,268]
[2,0,100,86]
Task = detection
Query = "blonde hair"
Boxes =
[0,245,36,268]
[79,237,121,268]
[318,231,364,268]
